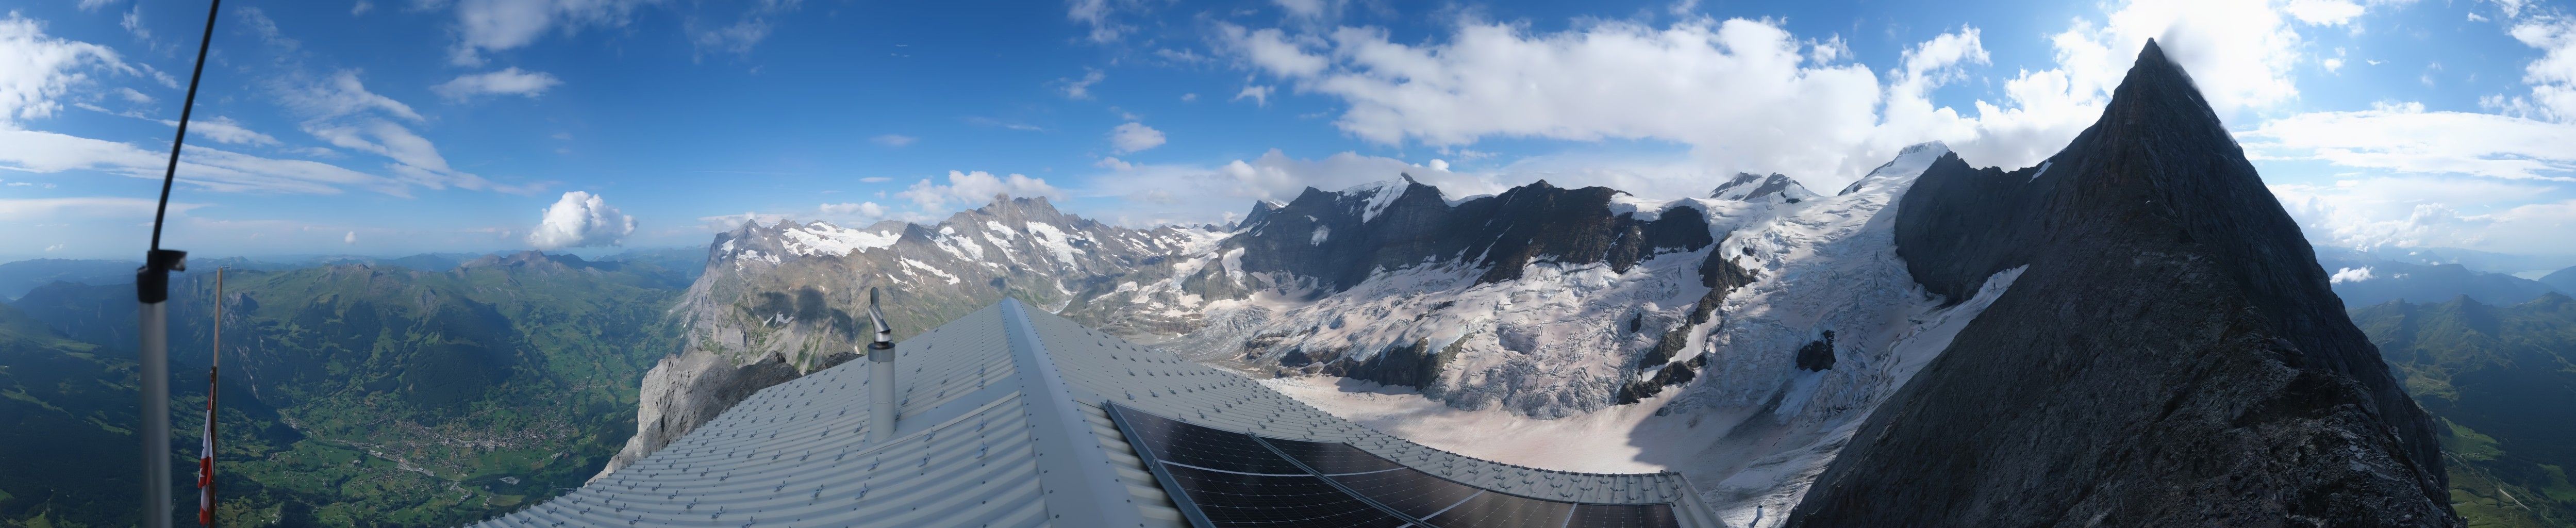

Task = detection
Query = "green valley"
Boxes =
[2357,294,2576,527]
[0,252,691,527]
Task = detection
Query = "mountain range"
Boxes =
[5,39,2570,528]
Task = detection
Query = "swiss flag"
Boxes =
[197,366,215,526]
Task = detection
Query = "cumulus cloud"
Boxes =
[2491,15,2576,122]
[1109,122,1165,153]
[0,13,142,125]
[1205,0,2341,190]
[897,171,1063,210]
[344,231,357,245]
[2329,266,2375,283]
[526,191,637,249]
[431,68,563,100]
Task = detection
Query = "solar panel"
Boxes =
[1319,468,1483,520]
[1265,438,1410,475]
[1116,403,1309,475]
[1156,464,1412,528]
[1420,490,1577,527]
[1567,503,1682,528]
[1107,403,1685,528]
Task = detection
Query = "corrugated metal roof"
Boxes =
[472,299,1715,528]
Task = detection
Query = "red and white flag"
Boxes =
[197,365,215,526]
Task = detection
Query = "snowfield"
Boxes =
[1172,142,2020,526]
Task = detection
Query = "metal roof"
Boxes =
[470,299,1716,528]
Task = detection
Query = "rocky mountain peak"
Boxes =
[1792,39,2455,526]
[1707,172,1815,202]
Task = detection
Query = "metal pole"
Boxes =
[136,251,183,527]
[141,2,221,526]
[866,287,896,441]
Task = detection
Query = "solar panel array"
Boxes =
[1109,404,1683,528]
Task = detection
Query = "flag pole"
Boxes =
[140,2,221,527]
[199,268,222,527]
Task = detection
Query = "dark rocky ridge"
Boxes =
[1788,40,2455,526]
[1230,178,1715,292]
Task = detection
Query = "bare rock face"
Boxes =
[593,349,853,480]
[1785,40,2454,527]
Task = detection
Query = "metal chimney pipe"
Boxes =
[865,287,897,441]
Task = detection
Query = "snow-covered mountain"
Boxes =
[607,39,2451,528]
[610,142,2014,520]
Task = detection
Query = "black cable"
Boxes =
[151,0,223,252]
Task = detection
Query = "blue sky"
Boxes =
[3,0,2574,262]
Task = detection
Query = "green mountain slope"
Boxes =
[0,252,687,527]
[2356,293,2576,527]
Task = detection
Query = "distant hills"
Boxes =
[2355,294,2576,527]
[2320,248,2569,307]
[0,251,698,527]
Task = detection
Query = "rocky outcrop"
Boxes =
[595,349,856,480]
[1786,40,2454,527]
[1227,177,1716,292]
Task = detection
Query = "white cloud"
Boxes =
[1067,0,1150,44]
[77,0,119,12]
[1219,24,1327,77]
[162,116,282,146]
[2329,266,2375,283]
[1234,85,1273,106]
[0,196,203,222]
[526,191,636,249]
[898,170,1063,210]
[1203,0,2353,190]
[115,87,152,104]
[2268,176,2576,254]
[431,67,563,100]
[1095,156,1135,171]
[0,128,413,194]
[447,0,658,66]
[1274,0,1326,20]
[1181,92,1198,102]
[1109,122,1165,153]
[281,71,423,121]
[2497,16,2576,123]
[2323,57,2345,73]
[344,230,357,245]
[2240,105,2576,181]
[688,0,804,58]
[858,176,892,183]
[871,134,917,147]
[1060,68,1105,100]
[1078,150,1508,225]
[0,13,140,125]
[819,201,887,217]
[2284,0,2366,26]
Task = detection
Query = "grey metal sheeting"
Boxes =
[472,300,1715,528]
